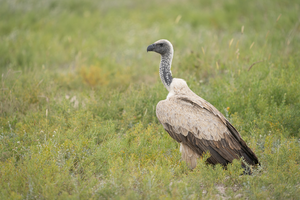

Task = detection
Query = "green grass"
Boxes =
[1,0,300,199]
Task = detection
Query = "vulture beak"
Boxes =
[147,44,155,52]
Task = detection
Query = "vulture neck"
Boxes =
[159,52,173,92]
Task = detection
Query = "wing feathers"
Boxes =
[226,121,259,165]
[156,90,259,167]
[163,121,259,166]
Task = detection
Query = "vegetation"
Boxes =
[1,0,300,199]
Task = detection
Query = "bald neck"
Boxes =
[159,51,173,91]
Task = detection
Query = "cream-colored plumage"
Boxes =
[180,143,199,169]
[158,78,228,141]
[147,39,259,169]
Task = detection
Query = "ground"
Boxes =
[0,0,300,199]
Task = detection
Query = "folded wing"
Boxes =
[156,95,259,167]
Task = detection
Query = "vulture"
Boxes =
[147,39,259,170]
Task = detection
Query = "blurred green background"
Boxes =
[1,0,300,199]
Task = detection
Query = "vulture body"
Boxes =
[147,39,259,169]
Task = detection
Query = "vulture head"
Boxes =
[147,39,173,56]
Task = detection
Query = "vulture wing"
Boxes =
[156,95,259,167]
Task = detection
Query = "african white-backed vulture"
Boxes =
[147,39,259,170]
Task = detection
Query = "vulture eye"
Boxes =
[159,43,164,47]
